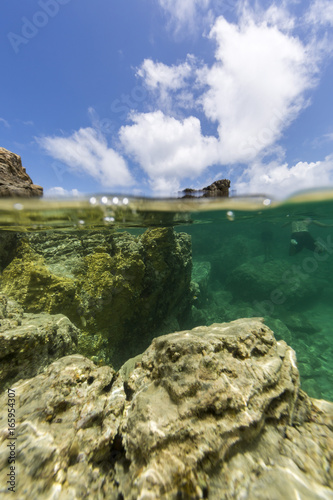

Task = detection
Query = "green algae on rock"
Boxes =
[0,228,192,366]
[0,294,78,392]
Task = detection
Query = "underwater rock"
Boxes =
[0,232,18,272]
[191,261,211,307]
[0,294,78,392]
[227,256,321,307]
[0,355,120,498]
[0,228,192,366]
[0,147,43,197]
[210,234,257,281]
[1,318,332,499]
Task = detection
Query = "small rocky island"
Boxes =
[181,179,230,198]
[0,147,43,197]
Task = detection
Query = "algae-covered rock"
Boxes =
[0,294,78,392]
[0,228,192,366]
[1,240,77,316]
[1,318,332,499]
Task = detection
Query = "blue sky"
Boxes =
[1,0,333,198]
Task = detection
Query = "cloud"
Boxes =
[119,110,219,193]
[157,0,212,33]
[235,155,333,198]
[198,14,318,163]
[136,56,197,111]
[122,7,322,194]
[305,0,333,27]
[0,118,10,128]
[37,128,133,188]
[137,58,193,91]
[44,187,81,198]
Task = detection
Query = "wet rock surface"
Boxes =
[0,318,332,499]
[0,148,43,198]
[0,294,78,392]
[0,228,192,366]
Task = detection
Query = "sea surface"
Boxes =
[0,189,333,401]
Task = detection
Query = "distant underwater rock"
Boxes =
[1,318,332,499]
[0,294,78,392]
[226,256,322,307]
[191,260,211,307]
[0,228,192,366]
[210,234,258,281]
[0,147,43,197]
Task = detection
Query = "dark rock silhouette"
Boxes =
[181,179,230,198]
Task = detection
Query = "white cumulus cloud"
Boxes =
[119,110,219,193]
[198,14,318,163]
[122,7,322,194]
[137,58,193,91]
[235,155,333,198]
[137,56,197,111]
[37,128,133,188]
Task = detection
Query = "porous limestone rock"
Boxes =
[0,318,332,499]
[0,228,192,366]
[0,148,43,197]
[0,294,78,392]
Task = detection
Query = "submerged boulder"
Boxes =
[226,256,322,308]
[0,147,43,197]
[1,318,332,499]
[0,228,192,366]
[0,294,78,392]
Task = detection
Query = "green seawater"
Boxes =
[1,190,333,401]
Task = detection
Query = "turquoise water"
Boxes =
[0,192,332,401]
[180,200,333,402]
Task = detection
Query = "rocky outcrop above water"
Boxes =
[0,228,192,366]
[181,179,230,198]
[0,148,43,197]
[0,294,78,392]
[1,318,332,499]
